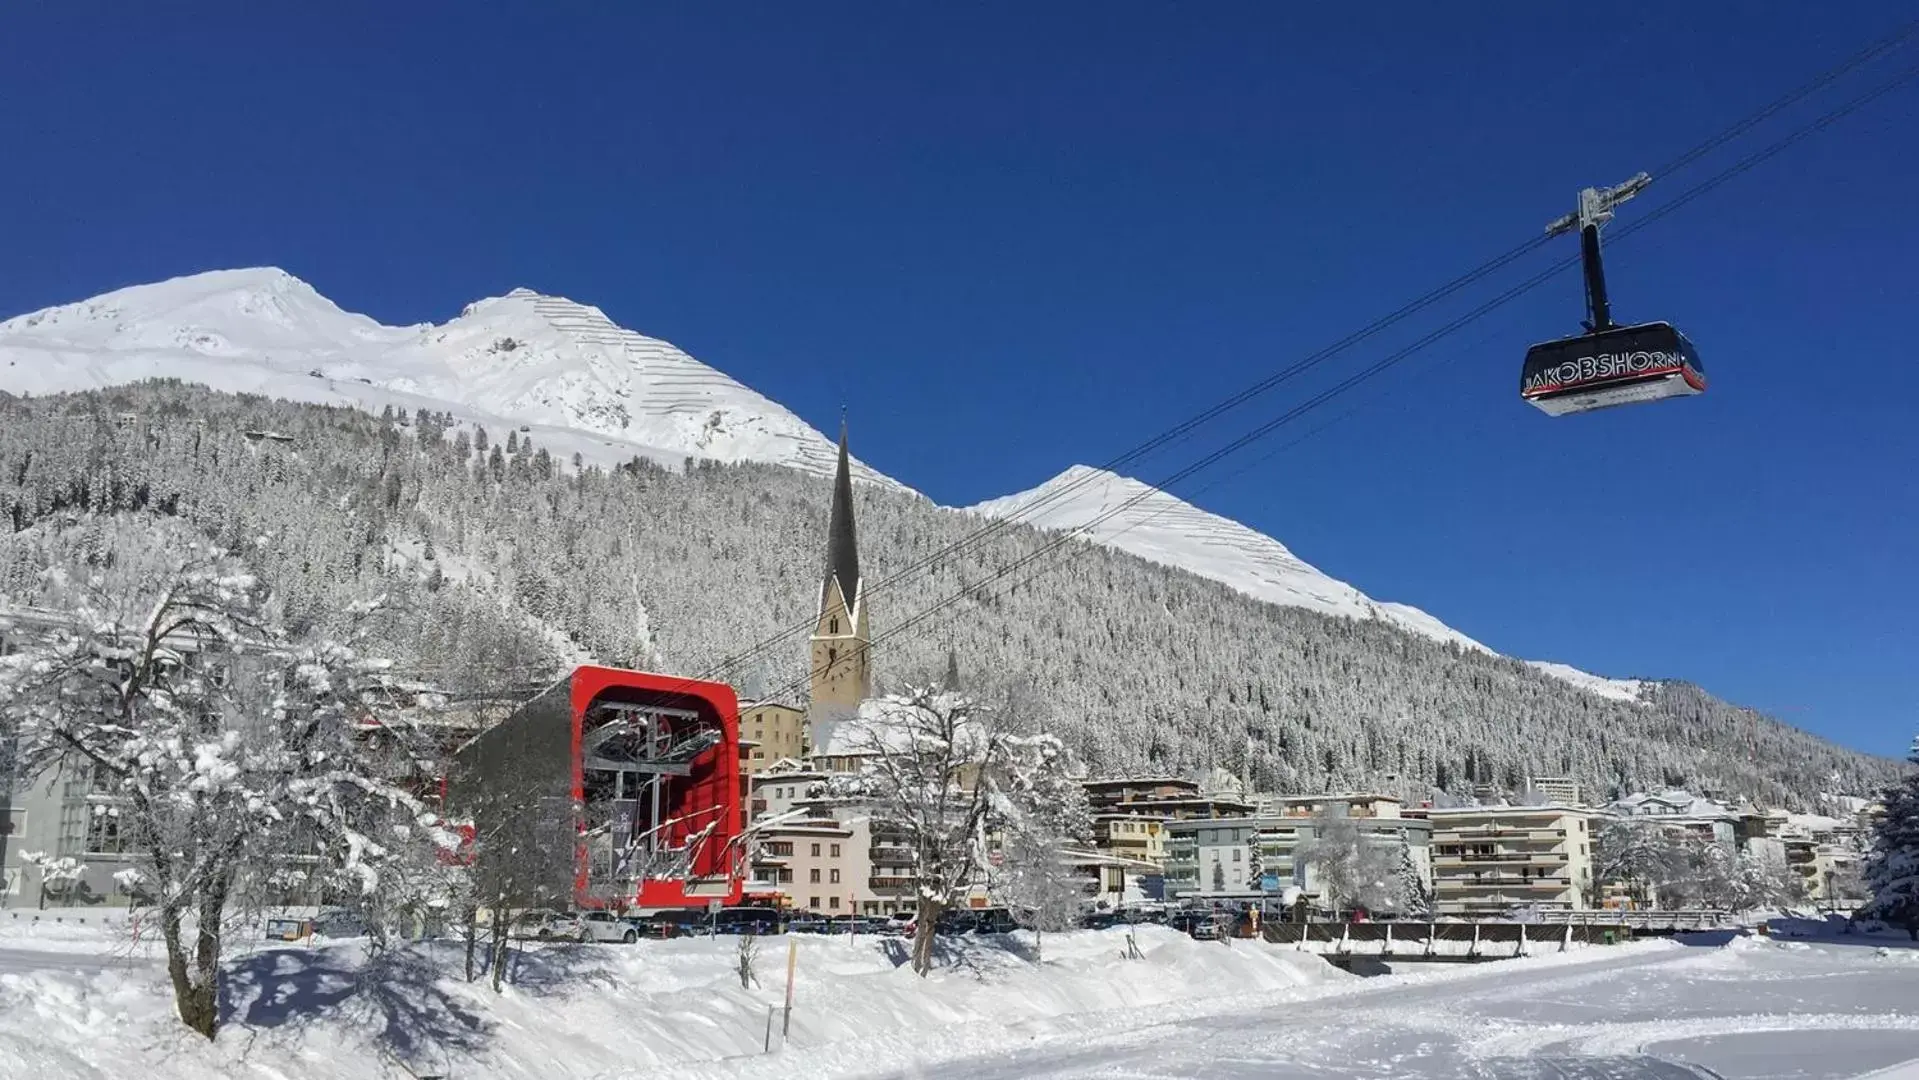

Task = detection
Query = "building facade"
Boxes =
[740,701,808,774]
[1162,799,1433,909]
[1427,804,1597,915]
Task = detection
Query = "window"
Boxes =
[1232,849,1241,863]
[829,616,839,635]
[829,896,841,910]
[2,808,22,837]
[809,896,820,909]
[811,843,821,857]
[752,750,765,760]
[809,869,821,883]
[86,808,128,855]
[830,843,841,857]
[830,869,840,884]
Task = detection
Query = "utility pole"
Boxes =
[1546,173,1650,334]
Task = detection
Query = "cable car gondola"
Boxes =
[1520,174,1706,417]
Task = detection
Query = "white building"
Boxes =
[1164,797,1431,909]
[1426,804,1597,915]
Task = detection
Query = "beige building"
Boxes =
[740,701,808,773]
[1525,777,1584,806]
[751,815,867,914]
[1427,804,1597,915]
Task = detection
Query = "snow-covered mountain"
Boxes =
[2,268,1649,703]
[0,268,905,489]
[970,465,1648,703]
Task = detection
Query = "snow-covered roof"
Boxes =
[1606,790,1737,821]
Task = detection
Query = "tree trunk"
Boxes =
[159,890,223,1039]
[490,894,510,992]
[463,904,479,982]
[911,896,943,976]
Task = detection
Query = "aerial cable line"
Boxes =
[760,57,1919,707]
[788,13,1919,621]
[702,20,1919,692]
[680,26,1919,701]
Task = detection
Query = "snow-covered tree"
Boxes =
[1393,846,1432,918]
[1594,819,1686,907]
[0,382,1897,813]
[995,733,1093,960]
[1296,806,1401,915]
[0,522,449,1037]
[1863,736,1919,939]
[17,851,84,909]
[821,686,1076,975]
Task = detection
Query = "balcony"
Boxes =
[1433,851,1567,868]
[1435,824,1568,842]
[1437,873,1571,889]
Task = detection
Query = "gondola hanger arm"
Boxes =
[1545,172,1652,237]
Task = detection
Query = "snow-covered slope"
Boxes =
[971,466,1646,702]
[1525,661,1646,704]
[970,466,1491,652]
[0,268,905,489]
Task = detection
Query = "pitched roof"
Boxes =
[822,419,861,616]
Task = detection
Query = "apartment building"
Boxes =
[1163,802,1432,908]
[1427,804,1597,915]
[739,700,808,774]
[1606,790,1739,846]
[749,815,868,915]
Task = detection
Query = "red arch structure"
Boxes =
[448,665,746,910]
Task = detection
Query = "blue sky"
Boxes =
[2,4,1914,757]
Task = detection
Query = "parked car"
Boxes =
[970,907,1019,935]
[1169,911,1221,941]
[619,915,675,940]
[713,906,783,936]
[310,907,368,939]
[511,910,588,941]
[787,914,833,935]
[579,910,641,943]
[832,915,896,936]
[647,908,714,938]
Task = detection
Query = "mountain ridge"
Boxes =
[0,267,907,490]
[0,269,1680,706]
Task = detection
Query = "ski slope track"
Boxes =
[970,465,1650,703]
[0,268,906,490]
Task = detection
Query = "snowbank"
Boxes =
[0,925,1343,1079]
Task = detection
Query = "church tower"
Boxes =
[809,421,872,725]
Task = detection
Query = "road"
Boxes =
[0,947,152,977]
[881,939,1919,1080]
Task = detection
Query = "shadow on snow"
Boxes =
[219,939,618,1072]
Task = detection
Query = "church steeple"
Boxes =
[823,419,861,617]
[809,418,873,726]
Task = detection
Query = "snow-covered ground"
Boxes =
[2,918,1912,1080]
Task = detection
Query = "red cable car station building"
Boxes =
[447,665,747,910]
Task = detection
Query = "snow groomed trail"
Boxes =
[862,936,1919,1080]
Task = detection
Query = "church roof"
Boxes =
[823,420,861,615]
